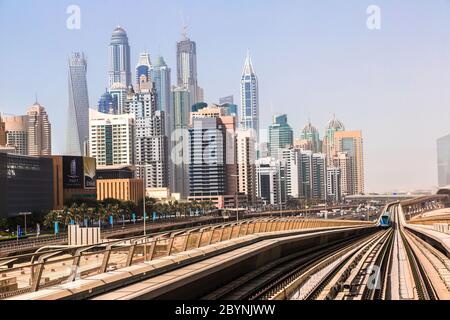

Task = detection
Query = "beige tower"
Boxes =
[3,115,28,155]
[27,101,52,156]
[0,115,6,146]
[236,129,257,206]
[333,131,364,195]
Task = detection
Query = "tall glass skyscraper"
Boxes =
[108,26,131,88]
[67,52,89,156]
[437,134,450,187]
[150,55,171,114]
[176,33,198,105]
[170,86,191,198]
[240,51,259,142]
[268,114,293,159]
[150,55,171,149]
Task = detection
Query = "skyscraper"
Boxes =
[126,84,168,189]
[135,52,151,91]
[27,101,51,156]
[240,51,259,142]
[311,153,327,201]
[188,117,228,207]
[327,167,341,203]
[300,120,321,153]
[280,148,301,199]
[268,114,293,159]
[89,109,135,166]
[336,152,352,196]
[176,30,199,105]
[219,95,234,105]
[189,103,238,203]
[299,149,313,200]
[323,115,345,166]
[334,131,365,195]
[150,55,171,139]
[0,115,6,146]
[3,115,28,155]
[170,86,191,198]
[236,129,257,206]
[98,90,117,114]
[108,26,131,88]
[437,134,450,187]
[67,52,90,156]
[255,157,287,206]
[109,82,128,114]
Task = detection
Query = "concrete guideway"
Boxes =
[2,217,372,300]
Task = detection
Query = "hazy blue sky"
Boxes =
[1,0,450,193]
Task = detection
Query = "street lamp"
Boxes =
[230,174,239,222]
[18,212,31,235]
[142,181,147,260]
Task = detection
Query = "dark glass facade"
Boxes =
[0,153,53,218]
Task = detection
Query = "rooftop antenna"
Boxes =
[180,11,188,40]
[34,92,38,104]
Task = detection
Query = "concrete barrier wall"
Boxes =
[134,227,375,300]
[68,225,101,246]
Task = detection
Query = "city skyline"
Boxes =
[1,0,450,193]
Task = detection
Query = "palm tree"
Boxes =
[190,200,200,216]
[106,203,120,226]
[167,201,179,218]
[43,210,63,228]
[179,202,189,218]
[95,204,108,227]
[78,203,89,226]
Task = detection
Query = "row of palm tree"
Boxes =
[43,198,216,228]
[145,198,216,219]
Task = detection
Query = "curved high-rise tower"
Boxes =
[108,26,131,88]
[67,52,89,156]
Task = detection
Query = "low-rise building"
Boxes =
[48,156,97,209]
[0,152,53,218]
[96,178,143,206]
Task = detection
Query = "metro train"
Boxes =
[379,211,392,228]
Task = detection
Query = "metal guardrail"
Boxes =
[0,217,372,298]
[0,206,362,255]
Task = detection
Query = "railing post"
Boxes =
[196,230,204,248]
[237,223,244,237]
[228,225,235,240]
[207,228,215,245]
[31,261,45,292]
[68,248,85,282]
[101,245,113,273]
[126,240,138,267]
[148,239,157,261]
[167,236,176,256]
[183,233,192,252]
[219,226,227,242]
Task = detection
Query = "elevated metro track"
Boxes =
[4,218,372,300]
[5,197,450,300]
[0,205,360,258]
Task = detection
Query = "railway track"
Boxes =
[201,231,383,300]
[199,202,450,300]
